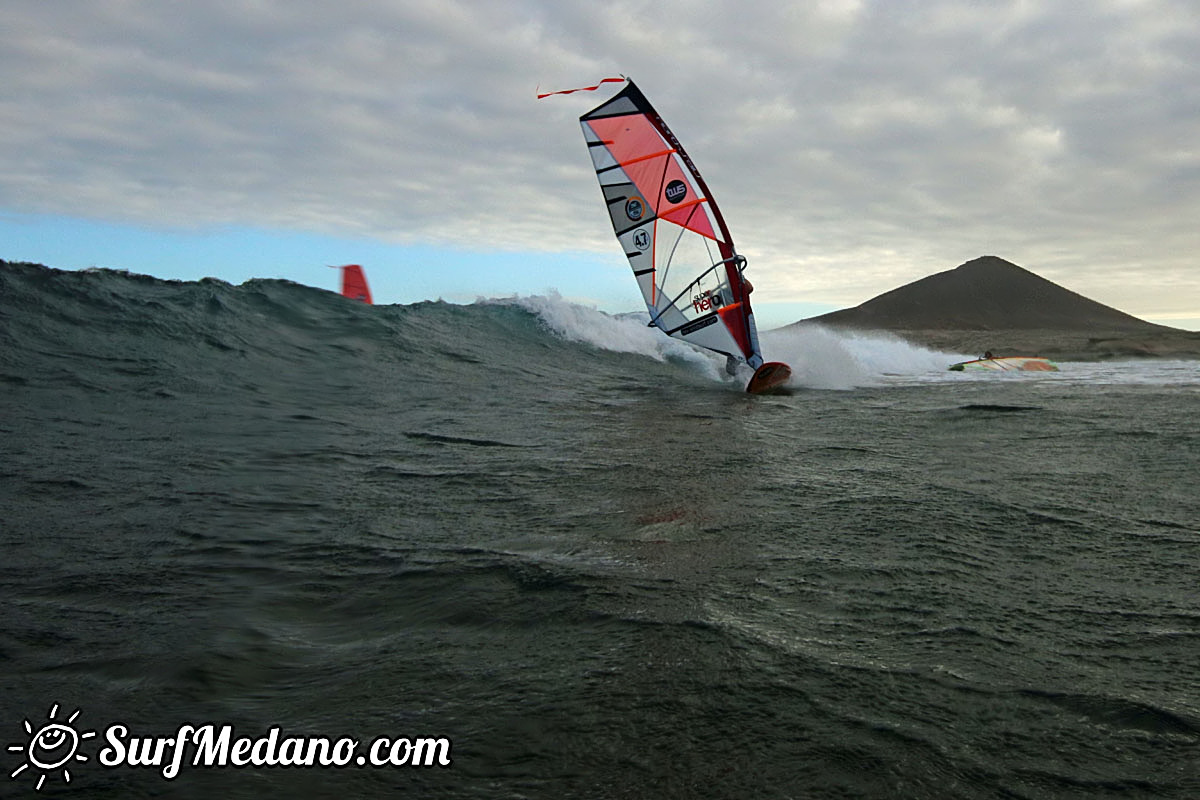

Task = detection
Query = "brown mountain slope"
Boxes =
[793,256,1200,359]
[805,256,1165,331]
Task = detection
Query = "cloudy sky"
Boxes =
[2,0,1198,329]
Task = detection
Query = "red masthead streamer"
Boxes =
[536,76,625,99]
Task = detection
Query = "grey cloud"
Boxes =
[1,0,1197,320]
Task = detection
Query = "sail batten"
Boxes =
[620,148,678,168]
[578,79,763,369]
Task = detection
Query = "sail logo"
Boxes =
[625,196,646,221]
[664,180,688,204]
[692,290,723,314]
[7,704,95,791]
[679,315,719,336]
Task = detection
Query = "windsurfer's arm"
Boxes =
[733,255,752,294]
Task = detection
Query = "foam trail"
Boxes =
[499,293,724,381]
[762,325,960,389]
[495,294,971,390]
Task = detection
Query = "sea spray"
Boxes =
[761,324,959,389]
[492,293,973,390]
[498,292,725,382]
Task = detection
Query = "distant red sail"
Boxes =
[338,264,372,304]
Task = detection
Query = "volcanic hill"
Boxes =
[795,256,1200,359]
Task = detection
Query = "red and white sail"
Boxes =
[578,80,763,369]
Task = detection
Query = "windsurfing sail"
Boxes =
[578,79,764,370]
[337,264,373,304]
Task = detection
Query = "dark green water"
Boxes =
[2,261,1198,798]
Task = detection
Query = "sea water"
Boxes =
[2,262,1198,798]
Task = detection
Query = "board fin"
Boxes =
[746,361,792,394]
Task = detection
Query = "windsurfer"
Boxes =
[575,79,791,393]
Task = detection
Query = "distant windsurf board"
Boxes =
[949,356,1058,372]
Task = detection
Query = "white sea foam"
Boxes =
[496,292,724,381]
[761,325,957,389]
[493,294,1199,390]
[765,328,1200,388]
[506,294,962,388]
